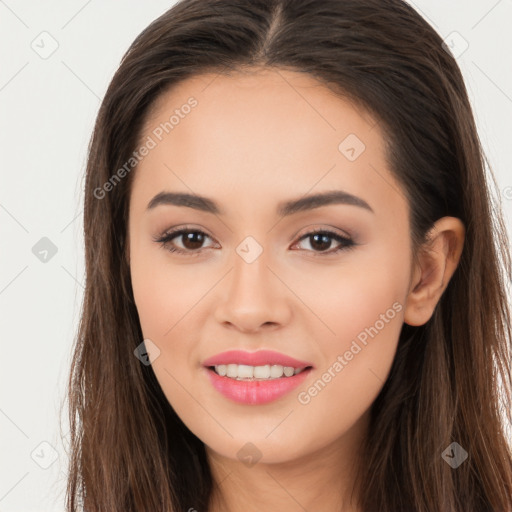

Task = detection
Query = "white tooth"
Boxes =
[215,363,303,379]
[253,364,271,379]
[237,364,254,379]
[270,365,284,378]
[283,366,295,377]
[226,364,238,378]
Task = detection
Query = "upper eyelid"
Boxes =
[156,226,217,243]
[157,225,352,239]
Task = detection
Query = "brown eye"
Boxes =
[155,228,216,256]
[293,229,355,255]
[307,233,334,251]
[178,231,207,250]
[154,227,356,257]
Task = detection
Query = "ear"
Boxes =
[404,217,465,326]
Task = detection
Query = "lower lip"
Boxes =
[204,367,313,405]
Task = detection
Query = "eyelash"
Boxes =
[153,226,356,258]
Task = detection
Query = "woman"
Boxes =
[66,0,512,510]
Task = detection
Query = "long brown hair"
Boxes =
[65,0,512,510]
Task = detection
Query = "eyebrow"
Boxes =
[146,190,374,216]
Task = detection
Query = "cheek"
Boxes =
[296,283,404,422]
[287,241,408,351]
[287,249,407,446]
[130,244,209,340]
[129,247,215,403]
[129,252,206,421]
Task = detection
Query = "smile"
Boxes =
[211,363,308,380]
[204,365,313,405]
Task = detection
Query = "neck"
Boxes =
[206,411,369,512]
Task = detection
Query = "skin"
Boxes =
[126,67,465,512]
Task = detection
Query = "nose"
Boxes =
[213,247,292,333]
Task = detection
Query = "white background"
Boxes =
[1,1,511,510]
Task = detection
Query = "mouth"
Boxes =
[207,364,313,381]
[201,350,314,404]
[204,364,314,405]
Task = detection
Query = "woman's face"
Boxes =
[127,68,413,465]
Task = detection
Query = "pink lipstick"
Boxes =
[202,350,314,405]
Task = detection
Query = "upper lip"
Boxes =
[203,350,314,368]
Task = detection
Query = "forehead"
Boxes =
[131,67,406,222]
[142,67,378,156]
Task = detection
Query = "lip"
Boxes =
[202,350,314,369]
[202,350,314,405]
[203,366,313,405]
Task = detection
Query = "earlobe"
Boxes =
[404,217,465,326]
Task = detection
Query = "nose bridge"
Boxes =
[215,236,290,330]
[229,238,273,302]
